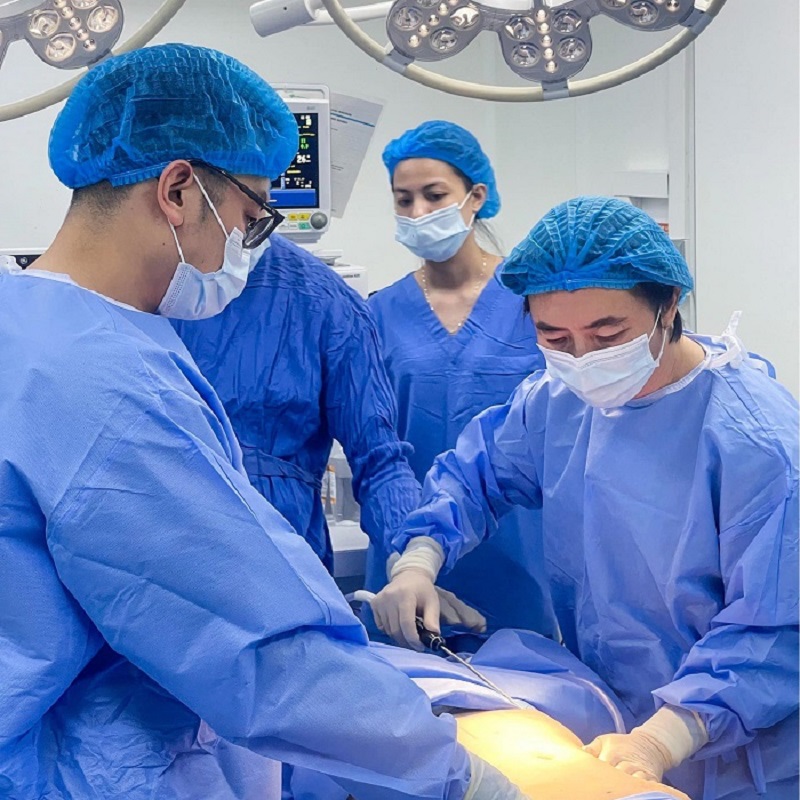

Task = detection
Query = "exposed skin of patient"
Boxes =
[455,709,690,800]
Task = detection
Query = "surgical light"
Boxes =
[384,0,702,86]
[253,0,727,101]
[0,0,122,70]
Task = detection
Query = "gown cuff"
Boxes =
[637,705,710,768]
[388,537,446,582]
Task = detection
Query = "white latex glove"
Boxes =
[584,706,708,783]
[583,728,673,782]
[463,752,532,800]
[437,586,488,633]
[370,568,440,651]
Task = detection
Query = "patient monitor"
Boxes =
[272,85,332,244]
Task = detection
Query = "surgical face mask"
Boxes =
[0,256,21,275]
[394,192,474,262]
[542,310,667,408]
[158,175,256,321]
[248,236,272,268]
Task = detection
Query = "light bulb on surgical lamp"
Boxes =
[0,0,123,71]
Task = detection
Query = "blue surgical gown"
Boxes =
[391,333,799,800]
[367,271,557,637]
[173,235,419,571]
[0,271,471,800]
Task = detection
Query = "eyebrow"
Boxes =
[393,182,450,194]
[536,316,628,332]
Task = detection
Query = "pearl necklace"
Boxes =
[420,252,488,334]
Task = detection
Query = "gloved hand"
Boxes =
[583,729,673,782]
[463,752,532,800]
[584,706,709,783]
[370,568,440,651]
[437,586,488,633]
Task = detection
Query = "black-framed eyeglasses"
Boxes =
[188,159,284,249]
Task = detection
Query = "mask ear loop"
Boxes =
[168,170,226,264]
[649,307,668,362]
[458,190,478,229]
[194,173,229,237]
[169,222,185,263]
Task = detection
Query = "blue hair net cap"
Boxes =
[49,43,299,189]
[382,120,500,219]
[500,196,693,299]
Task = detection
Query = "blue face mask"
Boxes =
[158,175,263,321]
[394,193,474,262]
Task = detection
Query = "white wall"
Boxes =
[486,17,675,252]
[0,1,797,392]
[693,0,799,396]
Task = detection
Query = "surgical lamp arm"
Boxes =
[250,0,391,36]
[310,2,392,25]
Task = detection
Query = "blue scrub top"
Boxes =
[367,270,558,638]
[369,271,541,478]
[174,235,420,571]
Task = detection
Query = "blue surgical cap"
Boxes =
[382,120,500,219]
[500,196,693,299]
[49,44,299,189]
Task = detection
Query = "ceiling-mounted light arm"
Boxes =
[0,0,188,123]
[309,1,392,24]
[315,0,727,101]
[314,0,525,21]
[250,0,392,36]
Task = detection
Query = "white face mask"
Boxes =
[158,175,258,321]
[542,310,667,408]
[394,192,474,262]
[247,237,272,269]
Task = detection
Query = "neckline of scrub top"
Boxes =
[624,338,712,408]
[11,268,149,314]
[405,266,505,355]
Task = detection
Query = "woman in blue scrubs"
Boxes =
[366,121,557,639]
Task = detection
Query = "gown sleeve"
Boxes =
[322,289,422,551]
[45,339,471,800]
[390,379,544,572]
[653,481,799,753]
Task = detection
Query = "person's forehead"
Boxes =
[392,158,459,186]
[529,288,645,322]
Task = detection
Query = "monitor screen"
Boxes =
[270,112,320,209]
